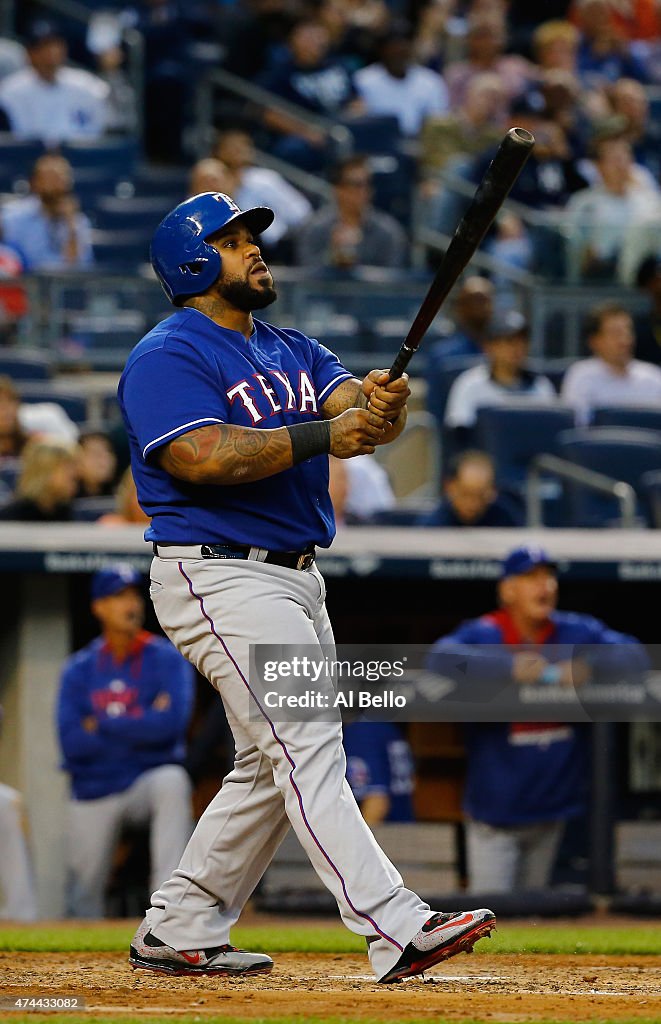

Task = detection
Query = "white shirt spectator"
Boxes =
[353,62,448,136]
[0,65,109,145]
[344,455,395,521]
[445,364,556,429]
[235,168,312,246]
[19,402,79,443]
[565,185,659,278]
[561,357,661,425]
[0,38,26,80]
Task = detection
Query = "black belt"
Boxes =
[153,542,316,571]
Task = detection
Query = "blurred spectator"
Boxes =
[0,376,28,465]
[57,565,194,917]
[353,25,448,137]
[0,376,78,498]
[634,256,661,366]
[188,157,233,197]
[97,467,150,527]
[427,544,649,893]
[88,15,138,137]
[0,20,109,145]
[573,0,649,84]
[532,19,580,74]
[0,438,79,522]
[328,453,395,525]
[427,276,494,363]
[2,155,94,272]
[318,0,391,68]
[444,311,555,441]
[443,12,534,117]
[468,101,589,276]
[213,129,312,257]
[344,721,415,824]
[257,18,362,171]
[608,78,661,179]
[219,0,301,82]
[76,431,118,498]
[0,37,26,80]
[0,242,27,345]
[561,301,661,424]
[0,707,37,921]
[420,72,506,179]
[417,450,522,528]
[564,135,660,281]
[295,155,408,270]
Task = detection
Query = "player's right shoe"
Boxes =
[128,917,273,977]
[378,908,496,983]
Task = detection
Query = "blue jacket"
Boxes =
[427,610,648,826]
[57,631,195,800]
[343,721,414,822]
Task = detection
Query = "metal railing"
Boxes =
[193,66,353,162]
[526,453,638,528]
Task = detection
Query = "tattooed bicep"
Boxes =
[159,424,228,475]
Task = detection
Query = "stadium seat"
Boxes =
[641,470,661,528]
[0,135,45,189]
[343,115,401,155]
[61,137,139,178]
[592,407,661,432]
[474,404,576,490]
[556,426,661,527]
[93,195,172,233]
[426,355,482,429]
[71,496,116,522]
[528,357,574,394]
[0,350,52,381]
[91,228,151,270]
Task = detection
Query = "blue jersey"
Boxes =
[427,609,649,826]
[343,721,415,823]
[118,309,354,548]
[57,631,195,800]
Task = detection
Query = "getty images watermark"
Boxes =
[260,653,407,711]
[248,643,661,723]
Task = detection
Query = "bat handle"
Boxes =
[389,344,415,382]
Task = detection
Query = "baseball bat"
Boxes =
[389,126,535,381]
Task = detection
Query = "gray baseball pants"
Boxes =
[0,783,38,920]
[66,764,193,918]
[146,552,430,980]
[466,819,565,892]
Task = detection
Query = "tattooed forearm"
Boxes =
[321,378,365,418]
[159,423,292,485]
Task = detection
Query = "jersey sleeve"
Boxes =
[120,346,230,460]
[309,337,354,406]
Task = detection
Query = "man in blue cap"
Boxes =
[56,564,195,917]
[428,544,648,893]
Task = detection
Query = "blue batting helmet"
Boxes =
[150,192,275,305]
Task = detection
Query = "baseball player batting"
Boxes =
[118,191,495,983]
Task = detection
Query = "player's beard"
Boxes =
[219,274,277,312]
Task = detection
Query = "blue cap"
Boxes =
[501,545,556,579]
[91,564,142,600]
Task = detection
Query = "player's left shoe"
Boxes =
[128,917,273,976]
[378,908,496,983]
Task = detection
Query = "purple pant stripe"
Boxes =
[177,561,403,953]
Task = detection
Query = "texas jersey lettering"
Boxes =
[118,309,353,548]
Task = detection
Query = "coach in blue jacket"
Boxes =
[427,545,648,893]
[57,565,195,917]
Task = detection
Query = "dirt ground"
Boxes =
[2,951,661,1021]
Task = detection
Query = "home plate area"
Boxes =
[3,951,661,1021]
